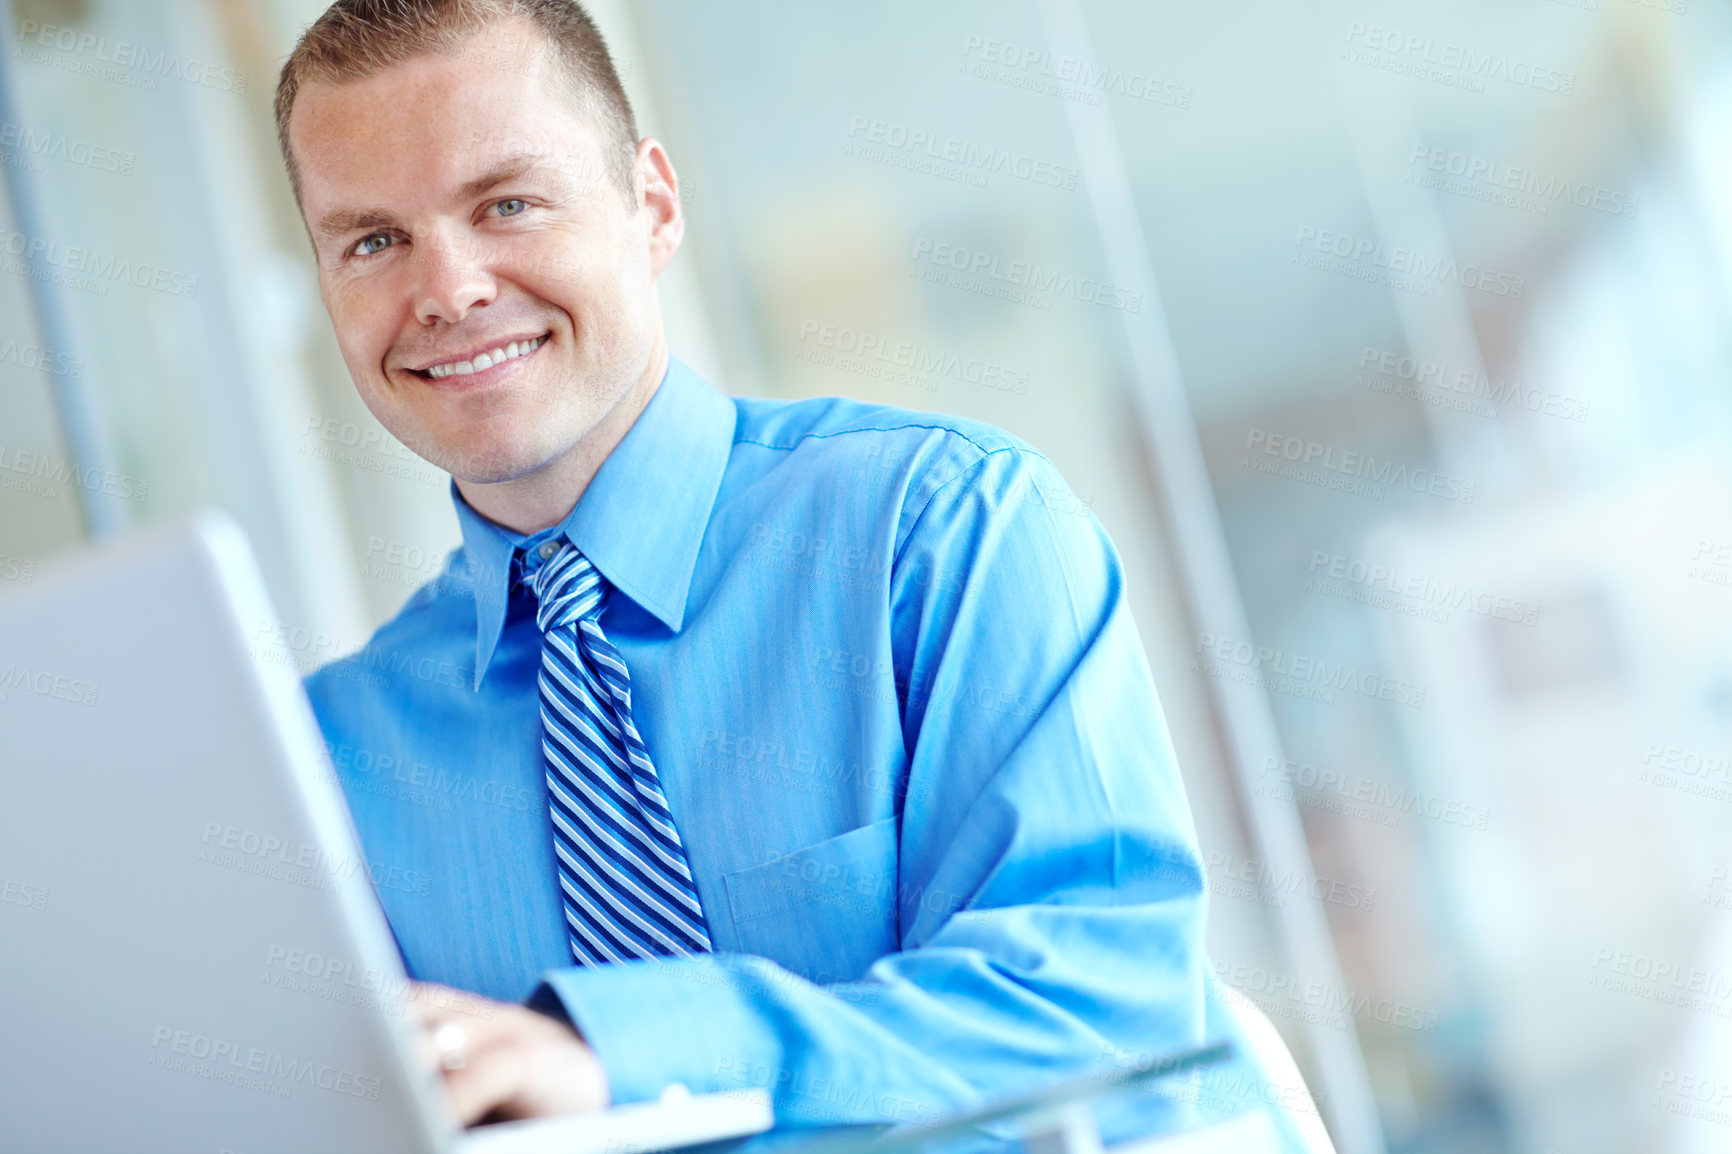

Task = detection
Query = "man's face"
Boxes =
[289,21,676,484]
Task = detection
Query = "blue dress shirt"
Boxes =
[305,358,1311,1148]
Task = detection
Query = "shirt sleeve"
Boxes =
[530,445,1274,1141]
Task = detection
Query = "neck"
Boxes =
[455,338,669,536]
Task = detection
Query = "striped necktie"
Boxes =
[524,540,712,965]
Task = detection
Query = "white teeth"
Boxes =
[423,335,545,379]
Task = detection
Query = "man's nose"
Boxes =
[412,229,497,326]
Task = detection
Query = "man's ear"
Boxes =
[636,138,684,277]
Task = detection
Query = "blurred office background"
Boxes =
[3,0,1730,1151]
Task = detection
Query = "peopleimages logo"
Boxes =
[1293,226,1525,299]
[1202,851,1377,911]
[1708,865,1732,912]
[1357,346,1589,423]
[1341,22,1576,95]
[1244,427,1477,504]
[1637,741,1732,805]
[298,415,443,486]
[1213,960,1439,1033]
[16,20,248,93]
[1653,1069,1732,1130]
[0,228,199,299]
[1193,632,1427,708]
[1406,145,1638,220]
[1307,550,1538,626]
[0,874,49,912]
[0,444,149,503]
[910,238,1143,313]
[846,115,1079,191]
[0,664,100,708]
[198,821,435,897]
[0,339,85,379]
[0,122,135,176]
[1588,948,1732,1018]
[957,34,1193,109]
[1259,756,1491,832]
[325,740,537,814]
[795,319,1030,395]
[148,1026,381,1100]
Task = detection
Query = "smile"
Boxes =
[421,334,549,380]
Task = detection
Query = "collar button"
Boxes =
[538,541,560,560]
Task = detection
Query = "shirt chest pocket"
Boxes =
[720,816,900,984]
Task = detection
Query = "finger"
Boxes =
[406,981,452,1028]
[408,988,507,1083]
[409,981,509,1029]
[410,1019,440,1075]
[408,981,495,1032]
[440,1037,532,1126]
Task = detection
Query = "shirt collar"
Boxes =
[451,356,737,690]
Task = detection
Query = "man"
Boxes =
[281,0,1308,1145]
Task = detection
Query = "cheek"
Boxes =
[326,278,396,365]
[516,220,628,295]
[325,278,367,336]
[510,236,591,297]
[567,246,651,338]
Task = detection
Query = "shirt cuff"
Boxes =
[528,954,784,1107]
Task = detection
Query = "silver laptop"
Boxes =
[0,514,772,1154]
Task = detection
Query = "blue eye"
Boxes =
[495,198,527,217]
[352,233,394,257]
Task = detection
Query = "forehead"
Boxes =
[289,24,603,218]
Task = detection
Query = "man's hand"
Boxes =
[409,981,611,1126]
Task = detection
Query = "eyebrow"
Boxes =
[456,155,539,202]
[312,153,546,243]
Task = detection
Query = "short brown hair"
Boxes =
[274,0,638,208]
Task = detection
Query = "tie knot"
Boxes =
[526,541,605,633]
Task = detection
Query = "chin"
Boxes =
[437,435,571,487]
[442,451,533,486]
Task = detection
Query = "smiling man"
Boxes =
[279,0,1297,1145]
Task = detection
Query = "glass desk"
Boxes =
[744,1042,1273,1154]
